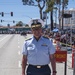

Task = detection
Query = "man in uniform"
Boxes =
[22,19,57,75]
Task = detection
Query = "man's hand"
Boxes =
[22,55,27,75]
[22,73,25,75]
[52,73,56,75]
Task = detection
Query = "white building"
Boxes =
[63,8,75,29]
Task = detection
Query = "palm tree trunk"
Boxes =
[50,11,53,30]
[62,0,65,30]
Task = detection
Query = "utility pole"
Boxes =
[73,28,75,75]
[73,51,75,75]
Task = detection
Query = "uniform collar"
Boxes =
[32,36,43,41]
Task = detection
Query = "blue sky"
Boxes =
[0,0,75,26]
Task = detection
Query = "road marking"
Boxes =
[0,35,8,42]
[18,46,20,48]
[18,42,20,44]
[18,36,20,41]
[18,51,21,55]
[18,61,21,68]
[68,59,72,62]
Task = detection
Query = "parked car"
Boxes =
[21,32,27,36]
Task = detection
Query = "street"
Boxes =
[0,34,73,75]
[0,34,26,75]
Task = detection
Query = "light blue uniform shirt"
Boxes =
[22,36,55,65]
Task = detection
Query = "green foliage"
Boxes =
[46,0,69,12]
[64,0,69,6]
[25,24,29,27]
[46,0,55,12]
[16,21,23,26]
[55,0,61,4]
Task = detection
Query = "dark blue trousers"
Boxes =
[26,65,51,75]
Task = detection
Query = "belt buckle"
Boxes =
[37,66,41,68]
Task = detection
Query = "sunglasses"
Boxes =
[32,27,41,31]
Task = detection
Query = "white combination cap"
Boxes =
[29,18,44,28]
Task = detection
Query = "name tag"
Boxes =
[41,44,48,47]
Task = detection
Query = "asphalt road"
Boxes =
[0,34,28,75]
[0,34,73,75]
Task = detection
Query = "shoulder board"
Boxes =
[25,38,32,41]
[43,36,49,39]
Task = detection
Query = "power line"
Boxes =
[0,2,22,5]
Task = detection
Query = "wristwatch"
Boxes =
[53,71,57,73]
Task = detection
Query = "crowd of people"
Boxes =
[43,29,75,51]
[43,29,75,44]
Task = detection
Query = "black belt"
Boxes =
[29,64,48,68]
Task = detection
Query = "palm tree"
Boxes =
[55,0,68,30]
[46,0,55,30]
[61,0,68,30]
[46,0,69,30]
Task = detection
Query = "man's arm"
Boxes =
[22,55,27,75]
[50,54,57,75]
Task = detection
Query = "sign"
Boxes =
[54,51,67,62]
[63,13,72,18]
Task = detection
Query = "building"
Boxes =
[63,8,75,29]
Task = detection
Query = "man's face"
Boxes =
[31,27,42,38]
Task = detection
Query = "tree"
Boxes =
[55,0,69,30]
[16,21,23,26]
[55,0,61,30]
[25,24,29,28]
[22,0,46,19]
[46,0,55,30]
[46,0,69,30]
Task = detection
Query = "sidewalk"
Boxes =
[49,52,73,75]
[57,53,73,75]
[50,40,73,75]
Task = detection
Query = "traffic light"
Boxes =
[11,12,13,16]
[13,20,15,23]
[7,24,10,27]
[1,20,2,22]
[22,0,25,2]
[43,11,47,20]
[2,12,4,17]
